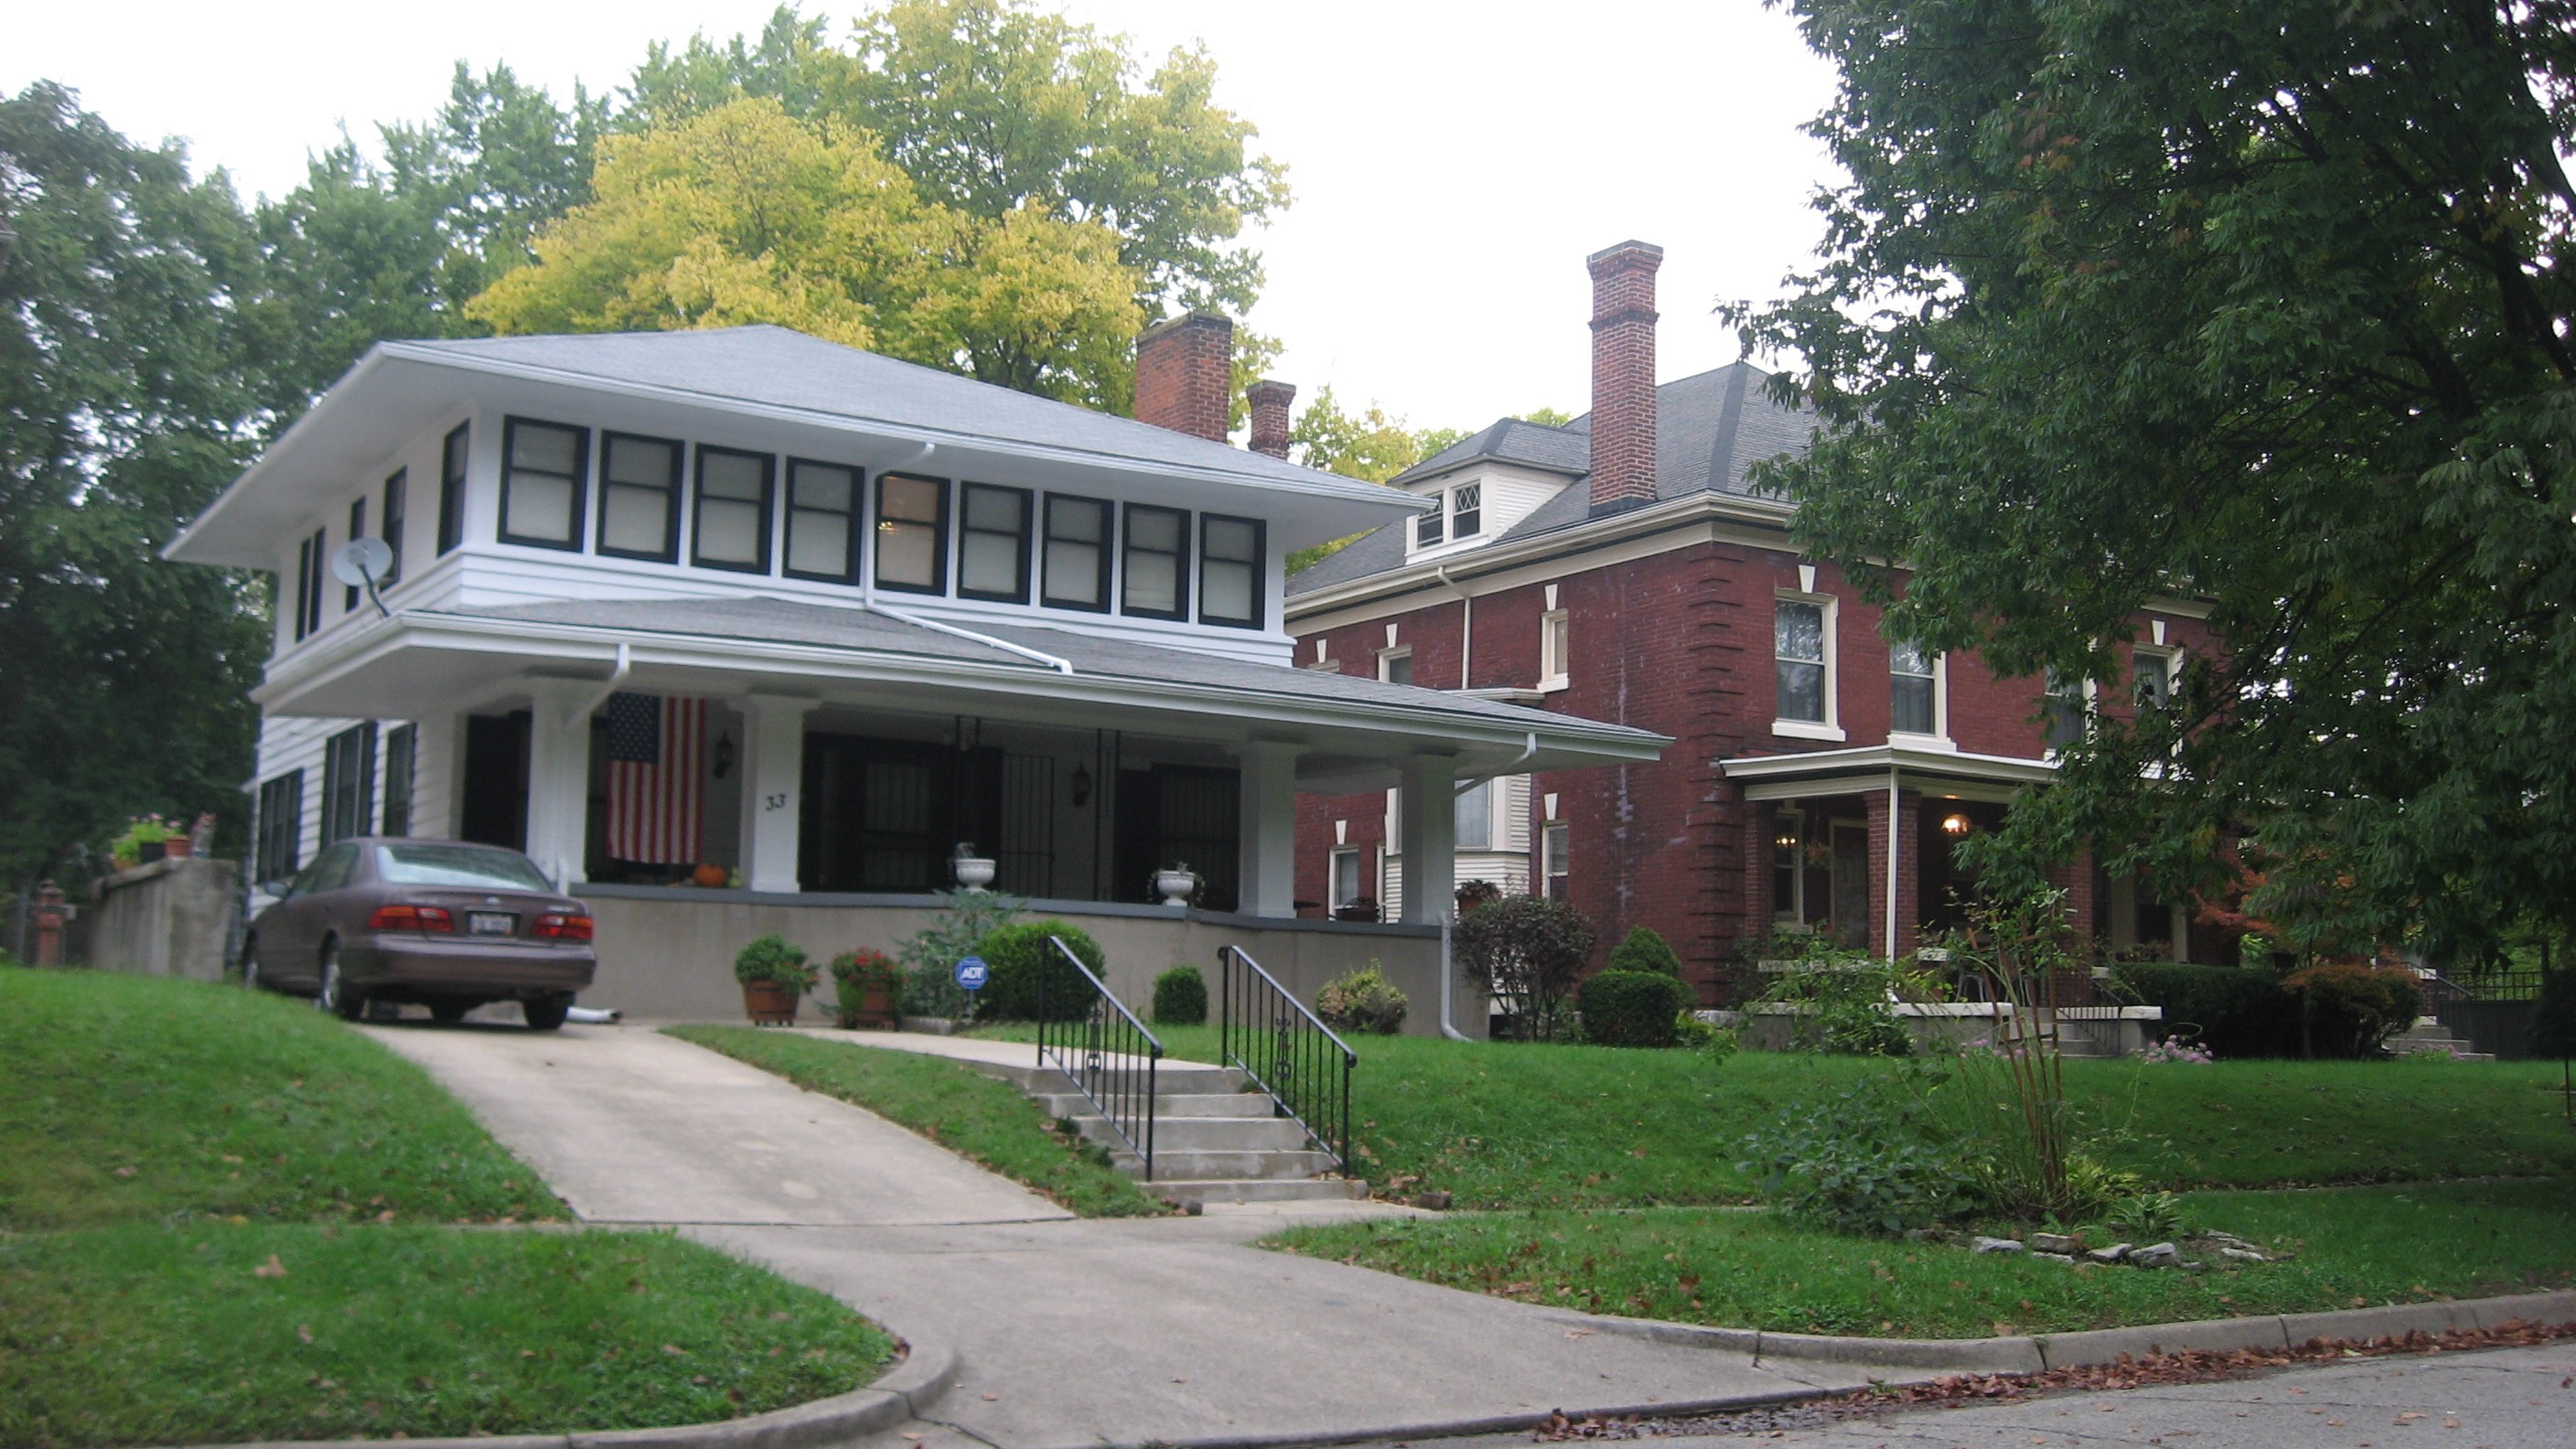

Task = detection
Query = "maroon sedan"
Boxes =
[245,838,596,1029]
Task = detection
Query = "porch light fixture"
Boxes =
[1940,811,1972,837]
[712,731,735,779]
[1069,762,1092,807]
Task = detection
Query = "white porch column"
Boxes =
[523,682,594,889]
[1232,741,1304,918]
[1397,754,1457,925]
[735,693,816,894]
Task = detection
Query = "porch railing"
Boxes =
[1035,935,1164,1181]
[1216,944,1357,1172]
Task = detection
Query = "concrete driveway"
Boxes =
[370,1022,1866,1449]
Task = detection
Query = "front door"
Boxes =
[1830,822,1870,950]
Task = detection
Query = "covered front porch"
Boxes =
[261,594,1666,1019]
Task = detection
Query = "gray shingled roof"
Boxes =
[1288,362,1815,596]
[430,595,1648,737]
[393,326,1380,497]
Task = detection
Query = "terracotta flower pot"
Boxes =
[741,981,802,1025]
[163,836,194,860]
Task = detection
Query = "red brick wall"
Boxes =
[1134,313,1231,442]
[1291,533,2222,993]
[1247,380,1295,459]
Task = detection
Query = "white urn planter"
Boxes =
[952,856,997,891]
[1153,869,1197,908]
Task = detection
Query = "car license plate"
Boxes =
[467,912,516,937]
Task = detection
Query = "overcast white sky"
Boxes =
[7,1,1844,432]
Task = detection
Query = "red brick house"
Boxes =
[1285,242,2224,1002]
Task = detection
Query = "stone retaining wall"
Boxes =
[84,857,239,982]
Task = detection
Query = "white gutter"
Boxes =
[569,641,633,725]
[867,601,1074,675]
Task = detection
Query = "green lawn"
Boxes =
[0,967,893,1448]
[970,1025,2576,1208]
[666,1026,1168,1217]
[1272,1178,2576,1339]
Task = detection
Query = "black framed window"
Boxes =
[381,470,406,585]
[958,483,1033,603]
[693,445,775,572]
[499,417,586,550]
[875,473,948,594]
[293,527,326,641]
[381,724,417,838]
[321,723,378,845]
[1198,513,1264,628]
[783,459,862,583]
[437,424,468,554]
[596,432,682,561]
[1041,494,1112,611]
[342,498,366,612]
[255,771,304,886]
[1122,504,1188,619]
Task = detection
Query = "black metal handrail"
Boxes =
[1216,944,1357,1172]
[1035,935,1164,1181]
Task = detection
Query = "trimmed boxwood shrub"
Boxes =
[1316,964,1408,1035]
[1606,927,1685,978]
[2109,961,2297,1058]
[1152,965,1208,1025]
[2284,962,2425,1058]
[975,921,1105,1022]
[1579,969,1694,1047]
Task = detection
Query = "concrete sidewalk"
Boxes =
[372,1023,1868,1449]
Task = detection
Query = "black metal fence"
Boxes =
[1034,935,1164,1180]
[1215,944,1356,1172]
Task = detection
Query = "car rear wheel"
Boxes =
[522,993,572,1033]
[315,945,366,1023]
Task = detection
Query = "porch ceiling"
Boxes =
[256,594,1670,788]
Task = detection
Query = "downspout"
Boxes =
[870,600,1074,674]
[1440,728,1539,1042]
[1433,564,1471,691]
[570,641,633,727]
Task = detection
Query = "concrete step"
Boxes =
[1145,1176,1370,1208]
[1117,1147,1344,1182]
[1029,1089,1273,1120]
[970,1059,1250,1096]
[1070,1116,1314,1154]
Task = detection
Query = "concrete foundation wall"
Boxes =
[85,858,240,982]
[576,886,1473,1037]
[1738,1003,2162,1057]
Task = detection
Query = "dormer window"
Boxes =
[1416,501,1444,547]
[1451,483,1481,538]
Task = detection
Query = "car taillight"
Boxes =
[369,904,454,932]
[533,913,594,941]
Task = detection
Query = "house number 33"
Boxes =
[763,792,789,811]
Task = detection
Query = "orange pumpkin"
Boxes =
[692,863,728,888]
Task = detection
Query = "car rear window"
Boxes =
[376,844,555,892]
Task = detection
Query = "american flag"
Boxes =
[605,692,705,864]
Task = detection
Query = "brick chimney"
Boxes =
[1134,311,1233,442]
[1246,379,1295,459]
[1586,240,1663,512]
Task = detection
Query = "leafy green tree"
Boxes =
[1283,387,1463,572]
[1516,405,1574,428]
[1736,0,2576,956]
[0,83,270,892]
[621,2,1287,320]
[467,97,1143,404]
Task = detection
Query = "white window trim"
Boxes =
[1328,846,1362,907]
[1448,481,1482,539]
[2131,645,2179,708]
[1541,819,1570,897]
[2041,671,2098,762]
[1538,608,1570,693]
[1773,590,1845,741]
[1377,645,1412,683]
[1888,649,1956,751]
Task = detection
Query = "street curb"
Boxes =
[175,1334,961,1449]
[1558,1288,2576,1375]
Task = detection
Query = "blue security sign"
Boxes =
[953,955,990,992]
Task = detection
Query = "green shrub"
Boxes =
[2284,962,2425,1058]
[1316,963,1408,1035]
[2109,961,2298,1058]
[733,935,815,991]
[1606,927,1685,978]
[1751,946,1934,1057]
[1739,1076,1970,1235]
[824,949,901,1027]
[1454,894,1597,1041]
[895,889,1023,1020]
[1577,970,1692,1047]
[974,922,1104,1022]
[1152,965,1208,1025]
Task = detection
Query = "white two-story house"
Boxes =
[166,318,1666,1022]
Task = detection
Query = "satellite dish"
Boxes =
[329,537,393,588]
